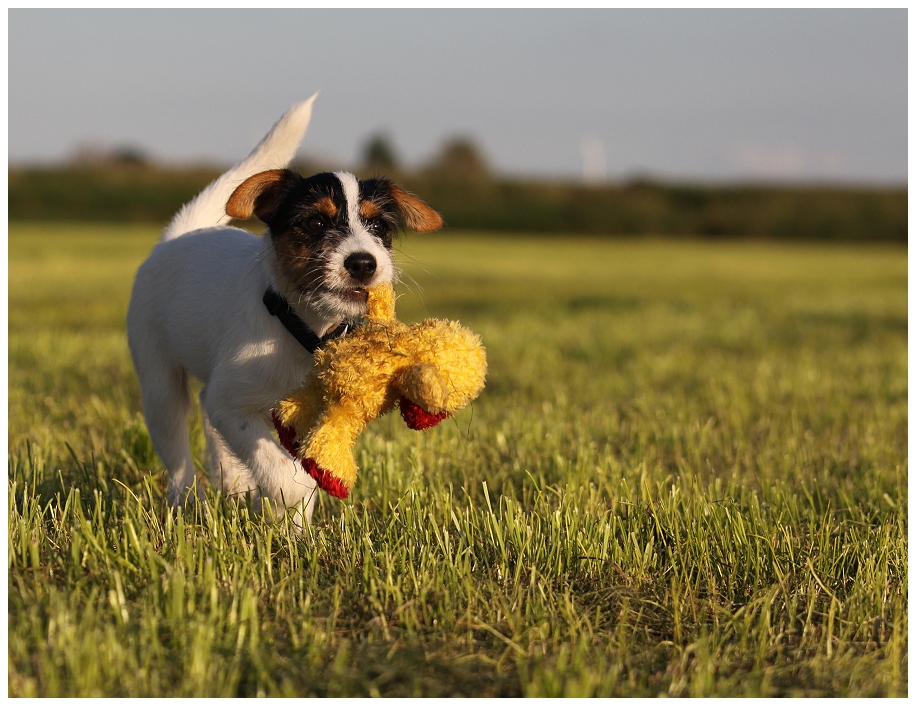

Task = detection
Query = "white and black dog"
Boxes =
[127,95,443,527]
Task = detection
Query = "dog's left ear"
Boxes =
[389,185,444,233]
[226,169,298,222]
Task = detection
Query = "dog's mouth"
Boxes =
[305,283,375,320]
[339,288,369,304]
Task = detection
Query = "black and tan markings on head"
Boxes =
[226,170,443,317]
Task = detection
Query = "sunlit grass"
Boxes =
[8,223,907,696]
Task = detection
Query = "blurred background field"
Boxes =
[8,222,907,696]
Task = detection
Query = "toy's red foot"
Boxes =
[399,396,449,430]
[303,458,350,499]
[272,411,301,457]
[271,413,350,499]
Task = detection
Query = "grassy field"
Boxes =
[8,223,907,697]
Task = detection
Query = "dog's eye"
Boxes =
[305,217,326,233]
[366,219,388,237]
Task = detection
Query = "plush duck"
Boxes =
[275,283,486,498]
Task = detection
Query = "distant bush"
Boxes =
[9,163,223,223]
[394,176,907,242]
[8,163,907,242]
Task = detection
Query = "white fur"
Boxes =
[126,96,379,529]
[323,170,394,294]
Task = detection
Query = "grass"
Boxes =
[8,222,907,697]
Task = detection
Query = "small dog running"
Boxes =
[127,95,443,527]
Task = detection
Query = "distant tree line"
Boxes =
[7,134,907,242]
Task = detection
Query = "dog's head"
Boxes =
[226,170,442,320]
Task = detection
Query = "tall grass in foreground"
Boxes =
[9,224,907,696]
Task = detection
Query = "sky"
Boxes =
[8,8,908,184]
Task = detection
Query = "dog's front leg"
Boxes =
[200,393,258,500]
[202,388,319,529]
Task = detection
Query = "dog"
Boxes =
[126,95,443,528]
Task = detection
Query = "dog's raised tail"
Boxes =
[161,94,318,241]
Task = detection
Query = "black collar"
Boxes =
[262,288,349,354]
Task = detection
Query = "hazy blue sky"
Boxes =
[8,8,907,184]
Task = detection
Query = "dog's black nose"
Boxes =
[344,252,377,282]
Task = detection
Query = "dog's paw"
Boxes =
[399,396,449,431]
[303,457,350,499]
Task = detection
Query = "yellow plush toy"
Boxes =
[274,283,487,498]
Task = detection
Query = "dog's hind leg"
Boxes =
[138,363,201,507]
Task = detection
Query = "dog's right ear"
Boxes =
[226,169,298,222]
